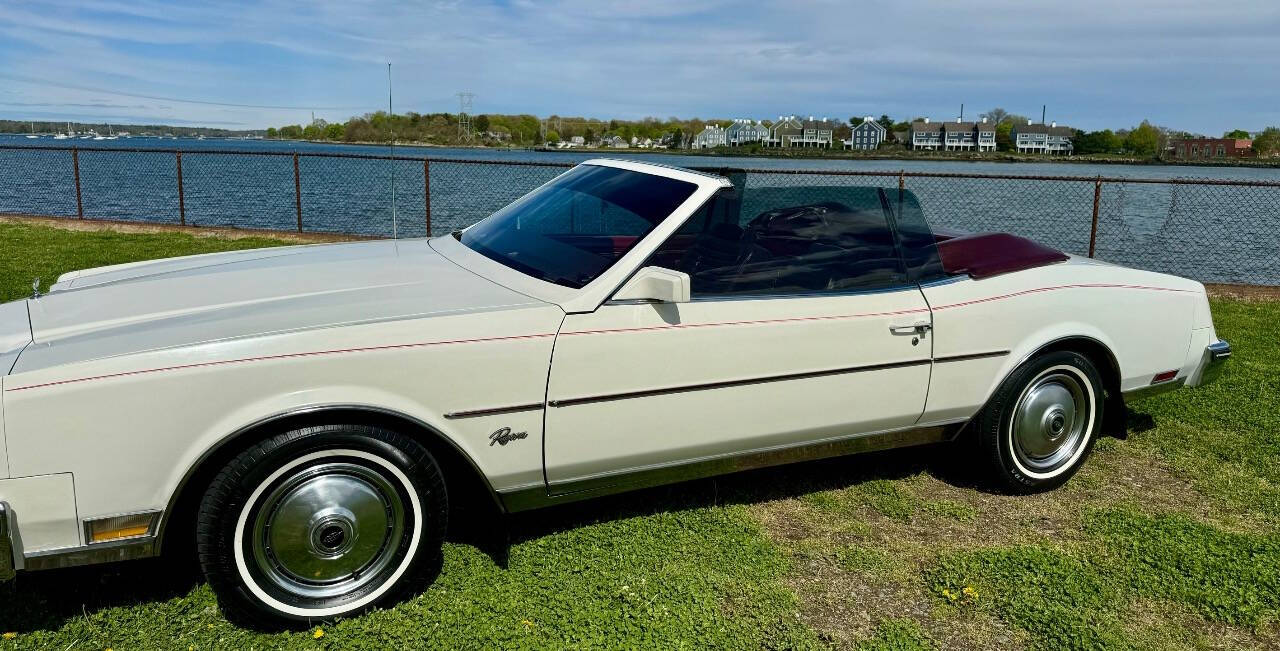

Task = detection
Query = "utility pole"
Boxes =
[457,92,475,142]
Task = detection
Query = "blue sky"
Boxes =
[1,0,1278,133]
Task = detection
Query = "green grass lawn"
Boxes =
[0,221,1276,649]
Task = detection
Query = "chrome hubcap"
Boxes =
[251,462,405,599]
[1011,371,1090,472]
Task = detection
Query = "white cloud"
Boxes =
[2,0,1278,132]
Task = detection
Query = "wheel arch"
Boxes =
[998,335,1126,437]
[156,404,503,556]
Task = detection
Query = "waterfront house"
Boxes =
[795,117,838,147]
[569,135,585,146]
[1170,137,1253,160]
[768,116,838,148]
[910,119,942,150]
[844,117,886,150]
[726,119,771,146]
[1012,121,1075,154]
[764,116,801,147]
[943,120,977,151]
[691,124,728,149]
[605,135,630,148]
[977,118,996,152]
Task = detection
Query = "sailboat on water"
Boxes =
[53,122,70,140]
[25,121,38,139]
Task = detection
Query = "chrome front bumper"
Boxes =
[1200,340,1231,386]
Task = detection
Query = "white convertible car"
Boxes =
[0,160,1228,624]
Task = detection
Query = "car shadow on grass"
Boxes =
[0,555,204,633]
[0,437,1014,634]
[466,441,991,558]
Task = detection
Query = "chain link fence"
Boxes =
[1,145,1276,285]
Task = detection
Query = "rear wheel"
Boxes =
[975,350,1104,493]
[197,424,447,626]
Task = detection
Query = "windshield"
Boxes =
[460,165,698,288]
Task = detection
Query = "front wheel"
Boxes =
[974,350,1104,493]
[197,424,447,626]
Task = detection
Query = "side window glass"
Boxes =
[887,189,945,283]
[649,185,908,297]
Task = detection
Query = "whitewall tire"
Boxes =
[974,351,1104,493]
[197,424,447,627]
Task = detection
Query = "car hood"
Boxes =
[13,239,546,374]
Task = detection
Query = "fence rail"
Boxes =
[1,144,1277,286]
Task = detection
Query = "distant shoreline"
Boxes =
[5,134,1277,169]
[267,138,1280,169]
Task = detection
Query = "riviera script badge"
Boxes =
[489,427,528,446]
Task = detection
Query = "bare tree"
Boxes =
[980,108,1011,124]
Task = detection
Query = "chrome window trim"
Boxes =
[673,275,963,303]
[687,282,926,303]
[917,275,967,289]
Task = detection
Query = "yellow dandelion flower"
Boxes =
[313,628,325,639]
[1,633,15,640]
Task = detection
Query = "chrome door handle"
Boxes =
[889,322,932,335]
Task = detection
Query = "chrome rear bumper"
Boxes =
[1200,340,1231,386]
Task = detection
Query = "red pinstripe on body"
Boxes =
[4,332,557,392]
[4,283,1195,393]
[930,283,1194,311]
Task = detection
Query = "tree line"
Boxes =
[266,112,717,148]
[265,108,1280,159]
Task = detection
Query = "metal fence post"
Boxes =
[898,169,905,192]
[293,152,303,232]
[1088,176,1102,258]
[423,159,432,237]
[176,151,186,226]
[72,148,83,219]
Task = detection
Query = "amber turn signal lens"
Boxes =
[85,512,158,543]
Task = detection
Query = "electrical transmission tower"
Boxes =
[456,92,475,142]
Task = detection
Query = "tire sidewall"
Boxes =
[198,425,446,626]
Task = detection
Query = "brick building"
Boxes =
[1170,138,1253,160]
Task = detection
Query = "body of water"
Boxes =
[5,134,1280,179]
[1,135,1277,285]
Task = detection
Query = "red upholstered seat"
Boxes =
[936,232,1068,279]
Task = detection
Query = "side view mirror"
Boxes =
[609,266,691,304]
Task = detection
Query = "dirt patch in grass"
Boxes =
[1205,283,1280,302]
[0,214,364,243]
[749,435,1275,649]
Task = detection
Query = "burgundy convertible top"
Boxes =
[932,230,1069,280]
